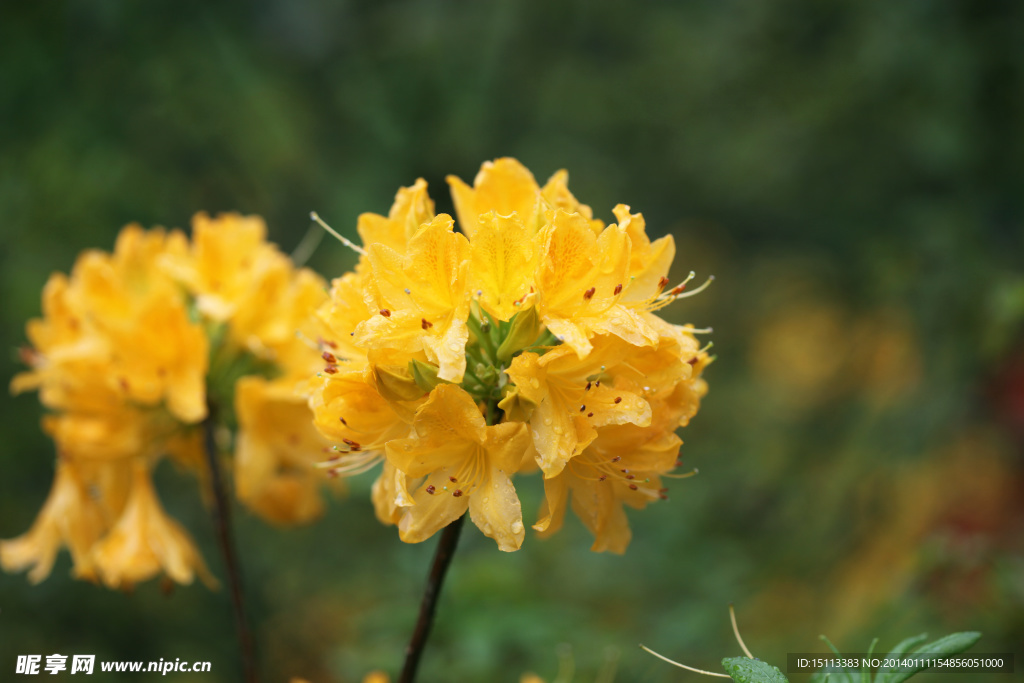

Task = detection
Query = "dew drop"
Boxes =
[511,521,524,534]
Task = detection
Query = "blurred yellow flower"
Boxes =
[0,459,106,584]
[90,462,217,590]
[312,158,711,552]
[5,214,330,587]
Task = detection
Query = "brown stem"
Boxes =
[203,410,258,683]
[398,515,466,683]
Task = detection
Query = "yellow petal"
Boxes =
[532,474,568,536]
[612,204,676,302]
[535,212,642,357]
[0,460,106,584]
[357,178,435,252]
[506,341,652,477]
[447,158,542,238]
[540,169,602,232]
[311,364,410,445]
[315,271,372,361]
[235,376,333,526]
[468,467,524,551]
[90,462,217,589]
[470,212,537,321]
[355,216,471,382]
[397,470,470,544]
[372,461,411,526]
[570,480,631,554]
[384,385,487,474]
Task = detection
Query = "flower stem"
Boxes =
[398,514,466,683]
[203,408,258,683]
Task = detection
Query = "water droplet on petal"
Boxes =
[511,521,524,534]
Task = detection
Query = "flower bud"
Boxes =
[497,385,537,423]
[496,306,541,363]
[370,364,424,402]
[409,359,448,393]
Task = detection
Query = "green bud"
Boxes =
[497,385,537,423]
[409,359,447,393]
[371,364,424,402]
[496,306,541,363]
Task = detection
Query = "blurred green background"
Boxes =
[2,1,1022,681]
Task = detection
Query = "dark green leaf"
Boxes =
[721,657,789,683]
[873,634,929,683]
[810,636,855,683]
[885,632,982,683]
[862,637,878,683]
[809,668,856,683]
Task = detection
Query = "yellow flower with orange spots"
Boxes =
[4,214,331,587]
[311,158,712,552]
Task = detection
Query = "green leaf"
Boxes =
[873,633,929,683]
[884,632,982,683]
[721,657,789,683]
[861,638,878,683]
[810,636,855,683]
[809,668,855,683]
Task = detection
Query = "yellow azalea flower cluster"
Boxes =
[311,158,711,553]
[2,215,332,588]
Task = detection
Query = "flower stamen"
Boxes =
[310,211,367,255]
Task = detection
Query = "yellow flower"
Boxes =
[355,215,472,382]
[311,158,711,551]
[162,212,278,322]
[0,460,106,583]
[533,342,710,552]
[504,336,655,477]
[447,157,600,238]
[72,225,209,423]
[10,273,101,399]
[234,376,336,525]
[386,385,531,551]
[448,157,546,237]
[8,214,331,587]
[315,270,372,361]
[357,177,435,253]
[468,211,538,321]
[90,462,217,590]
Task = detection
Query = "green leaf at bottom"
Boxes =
[721,657,790,683]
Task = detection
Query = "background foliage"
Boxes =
[1,1,1022,681]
